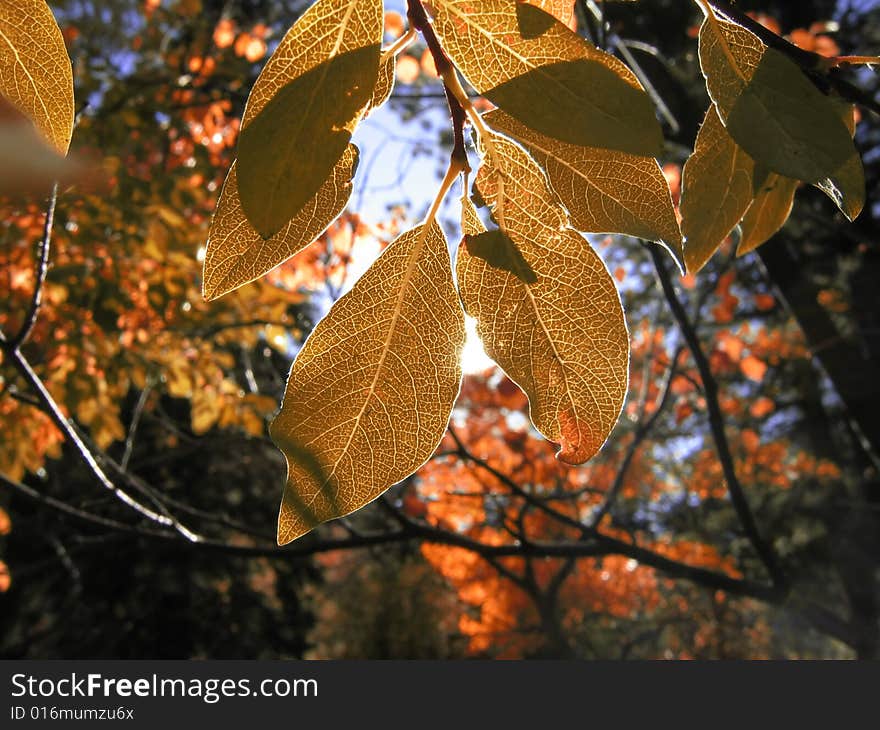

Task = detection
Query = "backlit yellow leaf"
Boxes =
[681,106,755,274]
[270,221,465,543]
[236,0,382,239]
[485,108,682,265]
[431,0,662,155]
[459,135,629,464]
[698,11,854,183]
[366,53,396,113]
[737,172,798,256]
[526,0,576,26]
[0,0,74,153]
[202,145,359,301]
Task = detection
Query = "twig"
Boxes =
[8,184,58,351]
[120,382,152,471]
[590,346,683,528]
[0,472,173,538]
[649,245,787,590]
[0,343,200,542]
[407,0,471,170]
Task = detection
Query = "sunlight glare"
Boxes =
[461,315,495,374]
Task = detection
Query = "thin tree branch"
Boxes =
[7,184,58,351]
[0,342,200,541]
[407,0,471,171]
[590,346,683,528]
[120,382,152,471]
[5,459,787,604]
[649,245,787,590]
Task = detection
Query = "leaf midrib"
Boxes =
[487,157,594,456]
[318,225,433,501]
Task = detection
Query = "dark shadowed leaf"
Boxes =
[237,46,379,239]
[432,0,662,155]
[699,13,854,183]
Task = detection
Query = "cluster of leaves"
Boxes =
[199,0,873,544]
[680,4,865,273]
[0,0,344,485]
[1,0,877,659]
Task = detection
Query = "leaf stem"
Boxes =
[649,245,787,590]
[380,28,417,63]
[424,156,464,227]
[829,55,880,68]
[406,0,471,170]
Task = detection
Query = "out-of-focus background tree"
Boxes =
[1,0,878,659]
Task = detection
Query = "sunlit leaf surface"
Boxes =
[0,0,74,153]
[431,0,662,155]
[458,136,629,464]
[737,172,798,256]
[367,53,396,113]
[680,106,755,274]
[525,0,576,26]
[236,0,382,238]
[202,145,359,300]
[485,108,682,264]
[271,221,465,543]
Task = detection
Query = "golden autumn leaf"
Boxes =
[202,145,359,301]
[430,0,662,155]
[737,172,798,256]
[680,106,755,274]
[236,0,382,239]
[270,221,465,543]
[463,228,537,284]
[366,53,396,113]
[0,0,74,154]
[459,135,629,464]
[484,108,682,265]
[525,0,577,27]
[698,11,854,183]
